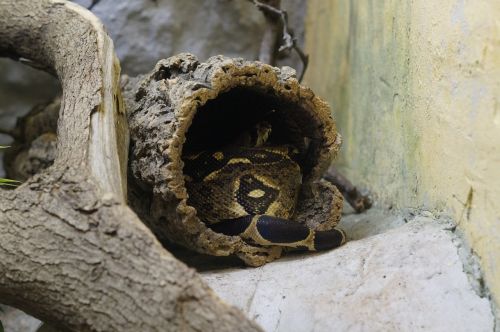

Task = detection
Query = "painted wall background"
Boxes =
[304,0,500,309]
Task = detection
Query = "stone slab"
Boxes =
[202,210,495,332]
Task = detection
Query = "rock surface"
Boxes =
[74,0,305,76]
[0,305,40,332]
[202,209,495,332]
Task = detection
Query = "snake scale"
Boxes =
[183,127,346,251]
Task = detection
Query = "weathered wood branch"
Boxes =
[0,1,261,331]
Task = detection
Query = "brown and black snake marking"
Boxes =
[209,215,346,251]
[183,146,346,251]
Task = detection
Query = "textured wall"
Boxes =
[304,0,500,309]
[74,0,305,76]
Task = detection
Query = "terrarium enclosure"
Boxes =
[1,0,499,331]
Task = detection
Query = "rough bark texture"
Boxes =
[4,98,60,180]
[124,54,342,266]
[0,1,261,331]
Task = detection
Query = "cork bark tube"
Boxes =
[125,54,343,267]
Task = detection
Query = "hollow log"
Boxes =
[0,1,261,331]
[124,54,343,266]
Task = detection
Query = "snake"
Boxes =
[183,141,346,251]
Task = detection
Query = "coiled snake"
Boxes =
[183,138,346,251]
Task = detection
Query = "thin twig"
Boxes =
[249,0,309,82]
[323,166,373,213]
[292,44,309,82]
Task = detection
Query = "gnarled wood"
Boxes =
[0,1,261,331]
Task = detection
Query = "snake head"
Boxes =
[253,121,272,147]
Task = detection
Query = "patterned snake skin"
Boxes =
[183,145,345,251]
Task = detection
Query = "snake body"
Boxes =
[183,145,345,250]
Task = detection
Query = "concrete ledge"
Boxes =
[203,210,495,331]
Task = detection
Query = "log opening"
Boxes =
[182,86,325,178]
